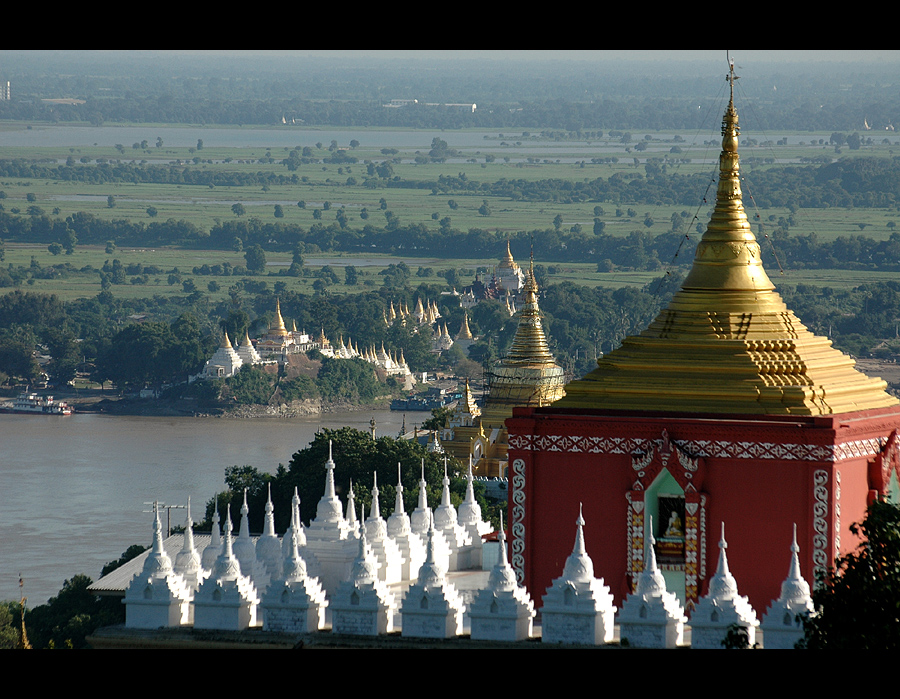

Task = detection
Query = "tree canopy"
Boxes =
[800,498,900,649]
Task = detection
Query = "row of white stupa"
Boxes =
[122,445,814,648]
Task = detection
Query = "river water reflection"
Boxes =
[0,409,407,605]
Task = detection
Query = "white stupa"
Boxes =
[364,472,404,584]
[456,456,492,568]
[541,504,617,645]
[232,489,257,580]
[401,514,466,639]
[330,518,397,636]
[173,497,206,593]
[282,486,321,580]
[261,530,329,634]
[386,463,426,581]
[202,332,243,379]
[433,458,473,571]
[690,523,759,649]
[236,331,262,366]
[345,480,360,536]
[124,503,193,629]
[761,524,814,649]
[617,516,687,648]
[253,484,282,588]
[409,460,451,573]
[303,440,360,597]
[468,514,535,642]
[200,497,222,572]
[193,505,260,631]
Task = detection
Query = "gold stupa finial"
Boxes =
[679,56,773,294]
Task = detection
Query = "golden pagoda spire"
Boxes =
[680,60,774,294]
[271,298,289,337]
[558,67,897,416]
[503,257,555,365]
[457,311,474,340]
[223,331,232,349]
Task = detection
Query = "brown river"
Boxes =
[0,409,408,605]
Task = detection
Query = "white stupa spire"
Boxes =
[370,472,381,520]
[708,522,738,600]
[636,515,666,596]
[562,503,593,582]
[144,501,173,575]
[468,511,536,642]
[540,503,617,645]
[418,460,428,510]
[313,440,344,525]
[213,504,242,581]
[346,480,359,532]
[201,496,222,571]
[174,497,203,587]
[616,515,687,648]
[690,521,759,649]
[394,463,405,516]
[255,483,282,580]
[761,523,814,649]
[233,488,256,577]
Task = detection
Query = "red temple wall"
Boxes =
[509,405,900,615]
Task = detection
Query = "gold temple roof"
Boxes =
[557,72,897,416]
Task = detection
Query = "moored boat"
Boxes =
[1,392,74,415]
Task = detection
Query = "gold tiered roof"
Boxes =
[558,71,897,416]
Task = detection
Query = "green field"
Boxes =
[2,123,899,303]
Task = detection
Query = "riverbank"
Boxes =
[0,386,393,418]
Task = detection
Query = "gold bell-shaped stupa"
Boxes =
[558,67,897,416]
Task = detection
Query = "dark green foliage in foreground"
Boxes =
[800,499,900,649]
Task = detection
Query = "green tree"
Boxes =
[107,195,116,209]
[274,204,284,218]
[800,499,900,649]
[232,203,246,217]
[146,206,158,218]
[244,245,267,275]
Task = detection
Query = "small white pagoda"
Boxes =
[364,472,404,584]
[541,504,617,646]
[172,498,206,593]
[261,530,329,634]
[468,515,535,642]
[432,459,473,571]
[617,516,687,648]
[193,505,260,631]
[456,457,493,568]
[690,523,759,649]
[761,524,814,650]
[303,441,361,597]
[330,523,397,636]
[400,515,466,639]
[386,463,426,581]
[123,503,193,629]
